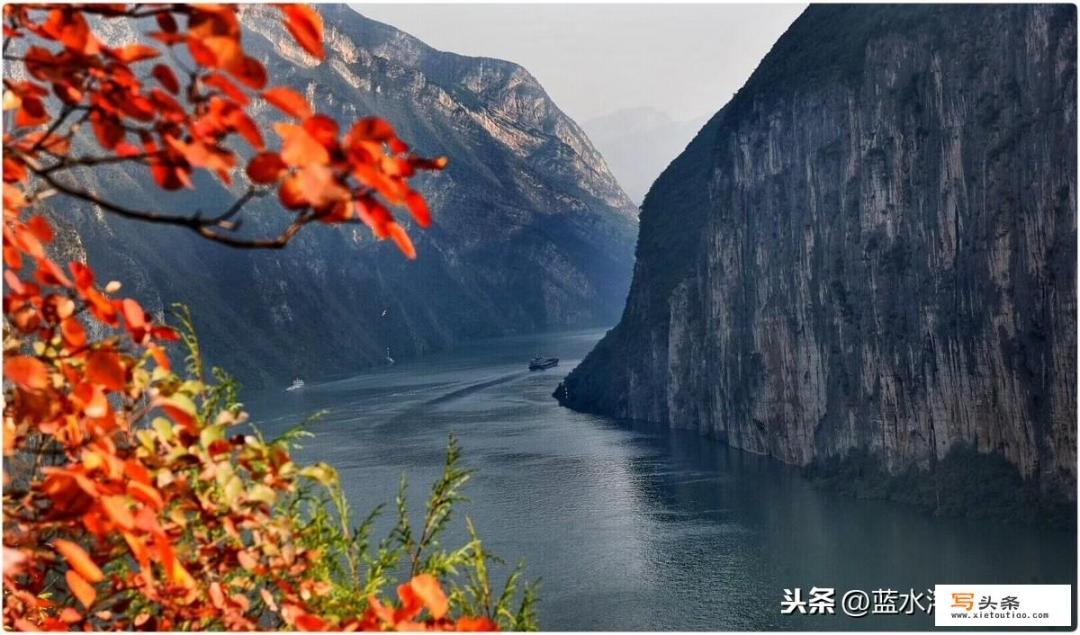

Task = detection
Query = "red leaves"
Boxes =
[26,216,53,242]
[5,3,444,261]
[14,95,48,128]
[405,191,432,228]
[280,5,325,60]
[186,6,242,70]
[275,122,329,166]
[61,317,87,349]
[152,64,180,94]
[230,55,268,91]
[347,117,398,144]
[120,297,151,342]
[456,616,500,631]
[1,7,469,627]
[262,86,312,120]
[356,575,477,631]
[387,222,417,260]
[85,350,125,392]
[303,115,339,150]
[100,495,135,531]
[406,574,449,620]
[110,43,159,63]
[54,540,104,584]
[5,356,48,390]
[41,9,95,55]
[65,570,96,609]
[247,153,288,184]
[89,110,124,150]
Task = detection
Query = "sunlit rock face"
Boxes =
[559,5,1077,503]
[48,6,637,386]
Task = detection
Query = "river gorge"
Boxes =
[249,329,1075,631]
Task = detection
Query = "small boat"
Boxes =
[528,357,559,371]
[285,378,305,392]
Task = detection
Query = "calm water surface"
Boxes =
[247,329,1076,630]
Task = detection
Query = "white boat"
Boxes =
[285,378,305,392]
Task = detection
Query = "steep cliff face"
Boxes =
[44,6,637,386]
[558,5,1077,503]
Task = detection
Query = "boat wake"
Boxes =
[423,372,528,407]
[378,371,529,429]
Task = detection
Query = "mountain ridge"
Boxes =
[44,5,638,387]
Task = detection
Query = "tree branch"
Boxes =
[28,167,326,250]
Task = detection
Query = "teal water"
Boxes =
[247,328,1076,630]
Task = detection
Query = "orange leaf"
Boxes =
[27,215,54,241]
[65,569,96,609]
[455,616,499,631]
[5,356,48,389]
[127,481,163,510]
[262,86,312,119]
[386,222,417,260]
[147,344,171,371]
[43,10,92,54]
[281,5,324,60]
[112,43,159,63]
[61,317,87,349]
[100,495,135,530]
[404,191,432,227]
[293,164,349,208]
[246,152,287,184]
[3,156,27,183]
[167,559,195,589]
[302,114,339,150]
[203,72,249,106]
[295,613,326,631]
[85,350,125,391]
[408,574,448,620]
[54,540,104,583]
[120,297,148,332]
[237,550,257,571]
[275,122,329,166]
[229,110,264,149]
[188,34,241,70]
[209,581,225,608]
[278,173,308,210]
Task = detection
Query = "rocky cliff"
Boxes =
[42,6,637,386]
[557,5,1077,509]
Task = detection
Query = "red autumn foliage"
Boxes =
[3,3,445,253]
[1,4,528,632]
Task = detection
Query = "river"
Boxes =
[247,328,1076,630]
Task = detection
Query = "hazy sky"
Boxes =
[352,4,807,124]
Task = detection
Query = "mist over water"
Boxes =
[247,329,1075,630]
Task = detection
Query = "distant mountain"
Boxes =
[582,107,708,206]
[42,5,638,387]
[558,5,1077,518]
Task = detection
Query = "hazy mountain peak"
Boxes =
[582,107,709,206]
